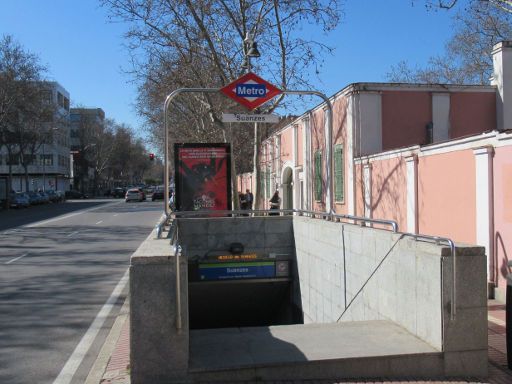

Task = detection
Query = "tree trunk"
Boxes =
[23,165,29,192]
[7,163,13,210]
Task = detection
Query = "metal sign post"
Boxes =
[163,85,333,218]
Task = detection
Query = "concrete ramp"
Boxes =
[189,320,442,382]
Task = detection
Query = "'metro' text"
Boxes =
[236,83,266,97]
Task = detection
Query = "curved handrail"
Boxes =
[167,209,399,234]
[165,209,455,327]
[399,233,456,321]
[330,213,398,233]
[155,213,169,239]
[163,88,334,216]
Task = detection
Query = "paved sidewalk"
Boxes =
[93,300,512,384]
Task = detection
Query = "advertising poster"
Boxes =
[174,143,231,211]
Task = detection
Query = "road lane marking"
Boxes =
[1,229,20,235]
[113,214,118,217]
[95,221,103,225]
[5,252,29,264]
[26,201,122,228]
[53,268,129,384]
[67,231,79,237]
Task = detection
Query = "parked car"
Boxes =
[27,191,42,205]
[45,189,61,203]
[138,188,146,201]
[125,188,144,202]
[55,190,66,201]
[112,187,126,198]
[9,192,30,208]
[65,190,88,199]
[38,191,50,204]
[46,189,65,202]
[151,186,165,201]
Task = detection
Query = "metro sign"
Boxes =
[220,72,282,110]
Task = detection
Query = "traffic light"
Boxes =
[149,153,155,161]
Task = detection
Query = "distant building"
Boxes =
[0,81,71,192]
[69,108,105,193]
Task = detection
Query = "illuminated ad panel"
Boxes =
[174,143,232,211]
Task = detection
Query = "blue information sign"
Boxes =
[199,261,275,281]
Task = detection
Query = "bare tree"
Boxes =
[102,0,342,208]
[0,35,47,198]
[425,0,512,13]
[391,1,512,84]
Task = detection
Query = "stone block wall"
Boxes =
[130,230,189,384]
[293,216,487,358]
[177,216,295,259]
[130,216,488,380]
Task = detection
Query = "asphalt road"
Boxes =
[0,199,164,384]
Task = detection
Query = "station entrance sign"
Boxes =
[221,113,279,123]
[220,72,282,110]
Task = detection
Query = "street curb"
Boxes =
[84,298,130,384]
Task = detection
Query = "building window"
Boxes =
[41,90,52,104]
[57,92,64,108]
[314,150,322,201]
[334,144,344,202]
[40,154,53,166]
[23,154,36,165]
[7,154,19,165]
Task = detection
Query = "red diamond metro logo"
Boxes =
[220,72,282,111]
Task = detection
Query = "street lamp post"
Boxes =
[241,32,260,73]
[241,32,262,208]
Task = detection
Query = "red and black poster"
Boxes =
[174,143,232,211]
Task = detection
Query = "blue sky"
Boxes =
[0,0,460,138]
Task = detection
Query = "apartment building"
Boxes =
[0,82,71,192]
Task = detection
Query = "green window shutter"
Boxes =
[334,144,344,202]
[314,150,322,201]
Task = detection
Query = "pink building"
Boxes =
[241,41,512,300]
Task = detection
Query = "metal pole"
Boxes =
[163,88,220,217]
[163,89,333,217]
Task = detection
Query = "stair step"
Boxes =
[189,320,443,381]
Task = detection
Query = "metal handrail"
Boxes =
[330,213,398,233]
[168,209,399,235]
[172,223,182,332]
[163,88,334,216]
[170,209,296,218]
[166,209,454,329]
[155,213,169,239]
[400,233,456,321]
